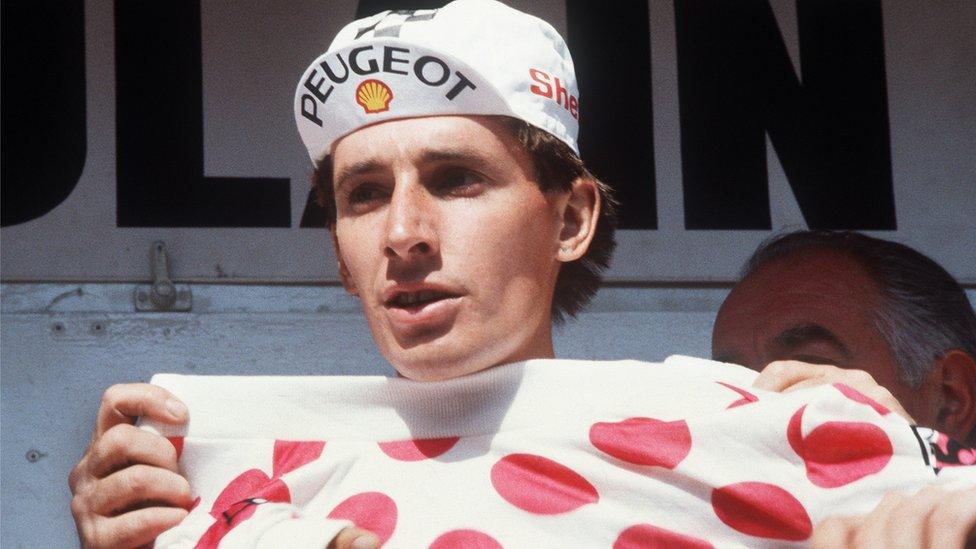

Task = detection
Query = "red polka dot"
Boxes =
[273,440,326,478]
[711,482,811,541]
[589,417,692,468]
[803,421,893,487]
[787,406,806,458]
[209,470,289,520]
[787,406,893,487]
[613,524,713,548]
[429,529,502,548]
[327,492,398,544]
[378,437,460,461]
[490,453,599,514]
[716,382,758,409]
[198,470,290,548]
[167,436,184,460]
[833,383,891,416]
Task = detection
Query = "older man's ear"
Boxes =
[933,350,976,445]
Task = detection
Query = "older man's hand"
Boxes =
[812,487,976,548]
[69,383,193,548]
[752,360,914,422]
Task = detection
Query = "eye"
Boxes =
[429,168,486,197]
[342,183,389,212]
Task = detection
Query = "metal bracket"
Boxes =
[134,241,192,312]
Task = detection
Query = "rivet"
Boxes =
[25,449,45,463]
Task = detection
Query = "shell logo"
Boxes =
[355,79,393,114]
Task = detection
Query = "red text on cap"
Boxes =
[529,69,579,120]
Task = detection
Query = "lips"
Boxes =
[383,284,462,309]
[382,284,463,333]
[386,289,458,308]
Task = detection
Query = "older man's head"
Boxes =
[713,231,976,443]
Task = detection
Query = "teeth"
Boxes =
[395,290,443,306]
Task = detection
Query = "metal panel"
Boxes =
[1,282,727,546]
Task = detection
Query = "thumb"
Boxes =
[329,527,381,549]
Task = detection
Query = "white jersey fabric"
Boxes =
[144,356,975,548]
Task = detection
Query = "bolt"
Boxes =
[90,321,106,334]
[51,322,65,334]
[154,282,175,297]
[25,449,45,463]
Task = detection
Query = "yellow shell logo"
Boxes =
[355,79,393,114]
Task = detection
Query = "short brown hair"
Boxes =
[310,116,617,323]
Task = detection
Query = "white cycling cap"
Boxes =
[294,0,580,163]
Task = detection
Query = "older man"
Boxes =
[713,230,976,546]
[713,230,976,445]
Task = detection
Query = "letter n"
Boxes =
[675,0,895,230]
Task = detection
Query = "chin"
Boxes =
[383,341,497,382]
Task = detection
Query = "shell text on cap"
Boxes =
[529,68,579,120]
[300,45,477,127]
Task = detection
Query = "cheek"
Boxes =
[336,221,380,289]
[453,198,556,276]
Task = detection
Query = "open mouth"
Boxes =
[385,290,460,309]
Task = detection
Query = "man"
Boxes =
[70,1,612,545]
[713,230,976,445]
[713,230,976,546]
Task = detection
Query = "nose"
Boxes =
[383,178,438,260]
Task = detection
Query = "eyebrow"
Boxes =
[768,323,852,359]
[333,159,386,194]
[417,148,490,168]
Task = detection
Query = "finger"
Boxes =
[925,489,976,549]
[811,515,857,549]
[89,507,188,549]
[782,374,914,422]
[88,464,192,516]
[329,527,381,549]
[89,424,180,478]
[851,491,909,548]
[97,383,187,437]
[752,360,839,392]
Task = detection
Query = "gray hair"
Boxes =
[743,230,976,388]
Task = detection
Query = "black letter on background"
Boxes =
[675,0,894,230]
[1,1,86,227]
[116,0,289,227]
[567,0,656,229]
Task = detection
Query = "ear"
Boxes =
[330,227,358,296]
[556,176,600,262]
[934,349,976,444]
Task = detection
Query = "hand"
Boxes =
[812,487,976,548]
[69,383,194,548]
[752,360,914,422]
[328,527,381,549]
